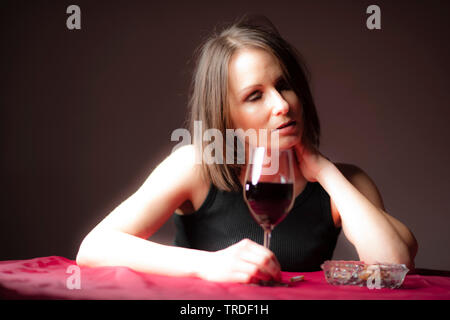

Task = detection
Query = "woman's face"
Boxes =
[227,47,303,150]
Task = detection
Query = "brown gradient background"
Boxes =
[1,0,449,270]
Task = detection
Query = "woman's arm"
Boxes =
[76,145,201,275]
[76,145,281,283]
[295,145,417,269]
[332,163,418,264]
[78,226,281,283]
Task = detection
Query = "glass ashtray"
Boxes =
[320,260,409,289]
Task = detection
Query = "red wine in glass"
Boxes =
[245,182,294,230]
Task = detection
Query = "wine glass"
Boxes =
[243,147,295,284]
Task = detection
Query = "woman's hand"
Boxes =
[197,239,282,283]
[293,142,332,182]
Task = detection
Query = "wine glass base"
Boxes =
[256,279,289,287]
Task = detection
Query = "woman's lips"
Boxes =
[275,121,297,134]
[277,120,296,130]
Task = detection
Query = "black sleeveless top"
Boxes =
[173,182,341,272]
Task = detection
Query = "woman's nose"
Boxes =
[270,90,289,116]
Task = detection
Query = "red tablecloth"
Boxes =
[1,256,449,300]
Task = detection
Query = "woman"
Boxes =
[76,17,418,284]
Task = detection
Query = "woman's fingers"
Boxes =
[239,250,279,280]
[234,260,273,282]
[234,239,282,282]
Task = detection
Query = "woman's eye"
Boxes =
[247,91,262,102]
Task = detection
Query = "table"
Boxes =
[1,256,449,300]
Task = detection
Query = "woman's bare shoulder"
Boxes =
[334,162,384,209]
[334,162,363,177]
[90,145,207,237]
[148,144,209,214]
[334,163,376,186]
[141,144,205,192]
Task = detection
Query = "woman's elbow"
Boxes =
[75,232,101,267]
[393,240,417,271]
[75,238,91,267]
[75,251,88,267]
[406,239,418,271]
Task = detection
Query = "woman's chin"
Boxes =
[275,137,301,151]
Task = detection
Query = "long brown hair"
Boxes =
[188,16,320,192]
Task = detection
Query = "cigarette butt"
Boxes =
[290,275,304,282]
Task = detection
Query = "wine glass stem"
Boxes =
[264,229,271,249]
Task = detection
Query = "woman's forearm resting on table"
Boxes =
[76,228,207,278]
[317,162,417,269]
[76,229,282,283]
